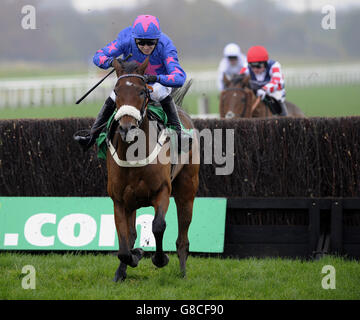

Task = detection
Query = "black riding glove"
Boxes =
[144,75,159,83]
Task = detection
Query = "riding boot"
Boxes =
[278,101,288,116]
[74,97,116,151]
[160,95,192,153]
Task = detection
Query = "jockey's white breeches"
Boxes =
[269,89,286,103]
[110,82,171,103]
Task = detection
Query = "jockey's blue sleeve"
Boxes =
[93,39,122,69]
[157,39,186,87]
[93,28,131,69]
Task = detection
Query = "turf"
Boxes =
[0,85,359,119]
[0,253,359,300]
[285,85,360,117]
[191,85,360,117]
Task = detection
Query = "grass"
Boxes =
[0,102,101,120]
[285,85,360,117]
[0,63,88,79]
[0,85,359,120]
[193,84,360,117]
[0,252,359,300]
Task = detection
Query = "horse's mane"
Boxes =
[119,60,139,73]
[230,74,248,87]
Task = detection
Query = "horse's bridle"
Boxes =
[222,87,261,118]
[222,87,249,117]
[113,73,151,127]
[107,73,169,167]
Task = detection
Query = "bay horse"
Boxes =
[107,57,199,281]
[219,74,305,118]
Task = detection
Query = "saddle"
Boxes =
[262,96,282,115]
[147,104,168,132]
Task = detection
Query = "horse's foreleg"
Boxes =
[114,262,127,282]
[128,210,145,267]
[113,201,129,282]
[151,187,170,268]
[113,203,144,282]
[174,197,194,277]
[172,165,199,277]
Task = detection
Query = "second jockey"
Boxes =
[74,14,190,152]
[240,45,288,116]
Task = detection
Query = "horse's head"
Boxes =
[112,57,150,142]
[220,74,256,118]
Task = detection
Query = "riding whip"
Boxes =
[75,53,133,104]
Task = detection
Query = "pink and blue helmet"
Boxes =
[132,15,161,39]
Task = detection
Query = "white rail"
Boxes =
[188,63,360,92]
[1,64,360,109]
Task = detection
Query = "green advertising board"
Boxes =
[0,197,226,252]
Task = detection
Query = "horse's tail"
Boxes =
[171,79,193,108]
[285,101,306,118]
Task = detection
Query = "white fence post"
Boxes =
[198,93,209,114]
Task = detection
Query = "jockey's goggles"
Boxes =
[227,56,238,60]
[135,39,158,46]
[249,62,266,69]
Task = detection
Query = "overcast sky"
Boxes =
[72,0,360,13]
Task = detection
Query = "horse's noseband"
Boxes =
[113,73,151,127]
[225,111,235,119]
[114,105,142,123]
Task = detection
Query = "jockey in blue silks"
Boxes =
[74,15,189,152]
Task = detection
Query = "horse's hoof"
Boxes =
[113,272,126,282]
[113,264,127,282]
[132,248,145,260]
[152,253,169,268]
[180,268,186,278]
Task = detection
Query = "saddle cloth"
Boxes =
[96,105,188,160]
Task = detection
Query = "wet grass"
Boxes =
[0,252,359,300]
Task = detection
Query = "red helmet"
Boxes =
[247,46,269,63]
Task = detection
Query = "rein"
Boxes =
[117,73,147,82]
[250,97,261,114]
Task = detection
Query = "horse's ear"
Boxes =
[242,75,251,88]
[223,74,231,88]
[138,57,149,75]
[112,59,123,77]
